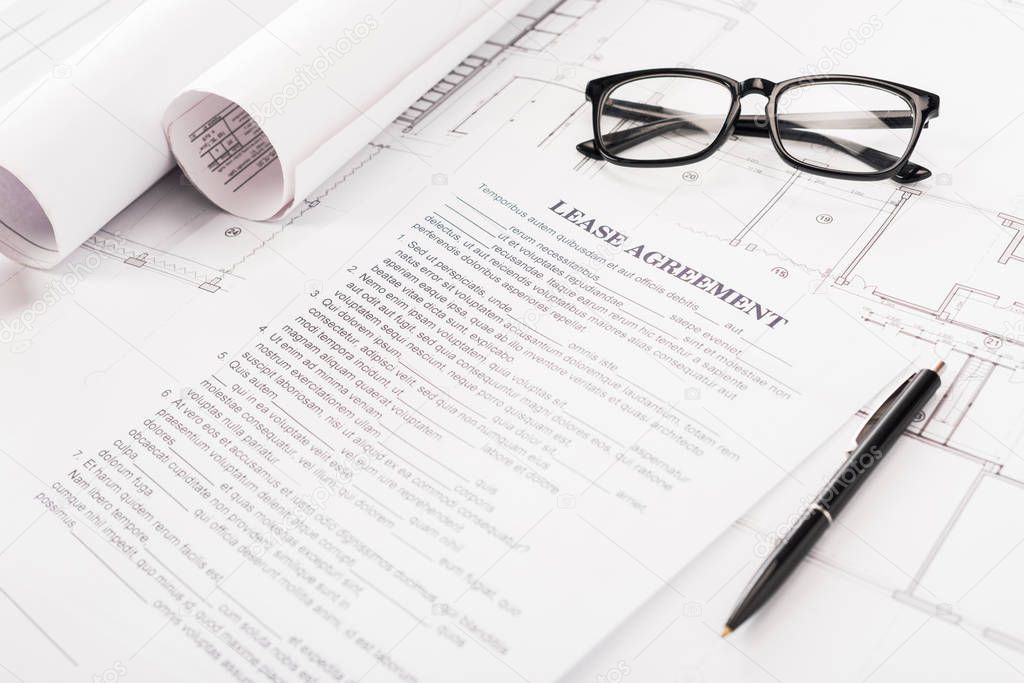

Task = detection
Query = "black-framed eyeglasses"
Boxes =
[577,68,940,183]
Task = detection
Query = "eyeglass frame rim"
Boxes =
[584,67,940,181]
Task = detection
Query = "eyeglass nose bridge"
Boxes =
[737,78,776,131]
[739,77,776,96]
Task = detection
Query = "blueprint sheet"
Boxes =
[2,0,1024,681]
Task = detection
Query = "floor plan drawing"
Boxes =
[3,1,1024,680]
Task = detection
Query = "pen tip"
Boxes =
[721,626,732,638]
[933,360,946,374]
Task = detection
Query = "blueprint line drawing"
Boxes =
[2,1,1024,675]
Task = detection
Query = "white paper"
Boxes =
[0,0,148,97]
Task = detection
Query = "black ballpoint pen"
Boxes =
[722,360,946,637]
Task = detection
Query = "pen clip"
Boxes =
[852,371,916,448]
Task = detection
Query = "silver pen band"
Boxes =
[812,503,833,524]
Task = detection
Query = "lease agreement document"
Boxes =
[0,137,904,682]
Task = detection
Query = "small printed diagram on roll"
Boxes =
[166,92,288,221]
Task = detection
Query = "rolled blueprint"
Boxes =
[163,0,531,221]
[0,0,298,268]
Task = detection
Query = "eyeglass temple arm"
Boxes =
[577,99,931,182]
